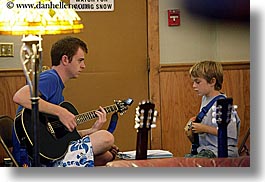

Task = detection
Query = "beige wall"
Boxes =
[0,35,22,69]
[0,1,250,67]
[216,22,250,61]
[159,0,250,64]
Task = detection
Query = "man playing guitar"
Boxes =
[12,36,118,167]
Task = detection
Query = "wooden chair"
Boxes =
[238,127,250,156]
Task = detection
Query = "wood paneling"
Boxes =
[0,69,25,118]
[148,0,162,149]
[157,62,250,157]
[0,69,26,165]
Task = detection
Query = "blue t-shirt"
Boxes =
[12,69,65,166]
[38,69,65,105]
[16,69,65,113]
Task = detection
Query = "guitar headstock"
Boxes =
[211,98,237,125]
[115,98,134,115]
[134,100,157,130]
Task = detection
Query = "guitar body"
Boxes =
[191,117,200,155]
[14,98,133,163]
[189,97,234,157]
[14,102,81,162]
[189,95,227,155]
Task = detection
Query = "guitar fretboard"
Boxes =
[75,104,118,125]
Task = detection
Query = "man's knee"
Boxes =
[101,130,114,145]
[91,130,114,146]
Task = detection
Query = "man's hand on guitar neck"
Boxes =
[78,106,107,137]
[92,106,107,131]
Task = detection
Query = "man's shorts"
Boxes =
[54,136,94,167]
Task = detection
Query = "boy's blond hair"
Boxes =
[189,60,223,91]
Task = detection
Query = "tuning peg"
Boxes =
[146,122,150,127]
[151,124,156,128]
[212,111,216,118]
[233,105,238,110]
[217,118,222,124]
[216,110,222,117]
[212,118,216,124]
[140,100,146,105]
[217,105,222,110]
[134,123,140,129]
[135,116,140,122]
[211,105,216,112]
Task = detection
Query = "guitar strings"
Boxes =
[50,105,119,128]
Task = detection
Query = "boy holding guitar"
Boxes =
[184,60,240,158]
[12,36,118,167]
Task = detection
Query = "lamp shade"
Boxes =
[0,0,84,35]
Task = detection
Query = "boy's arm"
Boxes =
[192,122,218,136]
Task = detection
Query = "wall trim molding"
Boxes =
[0,69,24,77]
[159,61,250,72]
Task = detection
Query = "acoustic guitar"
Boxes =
[134,100,157,160]
[185,97,236,156]
[14,98,133,163]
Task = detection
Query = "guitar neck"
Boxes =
[75,104,118,125]
[191,117,200,155]
[136,128,149,159]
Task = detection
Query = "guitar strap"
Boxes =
[107,112,119,133]
[191,94,226,155]
[196,94,226,122]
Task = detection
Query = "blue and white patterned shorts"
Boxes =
[54,136,94,167]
